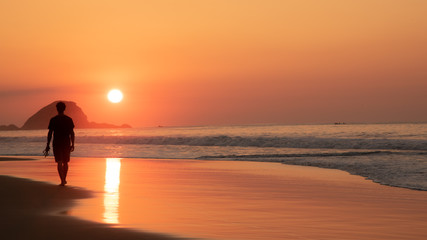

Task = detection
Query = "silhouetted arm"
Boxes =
[46,129,53,149]
[70,130,75,152]
[44,129,53,156]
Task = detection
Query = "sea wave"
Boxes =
[197,152,427,191]
[197,151,390,159]
[1,135,427,151]
[198,150,427,160]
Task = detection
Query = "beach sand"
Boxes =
[0,156,426,240]
[0,175,188,240]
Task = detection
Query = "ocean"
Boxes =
[1,123,427,239]
[1,123,426,190]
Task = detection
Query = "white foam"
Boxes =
[200,154,427,191]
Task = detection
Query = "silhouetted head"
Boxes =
[56,102,66,113]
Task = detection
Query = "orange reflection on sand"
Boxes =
[103,158,121,224]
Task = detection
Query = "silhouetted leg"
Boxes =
[63,162,68,185]
[57,162,65,185]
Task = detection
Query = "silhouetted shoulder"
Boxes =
[48,115,75,130]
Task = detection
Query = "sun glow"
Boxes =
[107,89,123,103]
[104,158,121,224]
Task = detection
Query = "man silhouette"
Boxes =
[45,102,75,186]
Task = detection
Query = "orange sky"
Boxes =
[1,0,426,127]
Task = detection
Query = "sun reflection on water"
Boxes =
[104,158,121,224]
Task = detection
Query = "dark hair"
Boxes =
[56,102,66,112]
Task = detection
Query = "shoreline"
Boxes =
[0,156,39,161]
[2,155,426,191]
[0,175,188,240]
[1,156,426,239]
[279,157,427,191]
[197,155,427,191]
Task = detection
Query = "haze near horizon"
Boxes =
[1,0,426,127]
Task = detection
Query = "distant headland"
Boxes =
[0,101,131,130]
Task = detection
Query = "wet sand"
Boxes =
[0,157,426,240]
[0,156,37,161]
[0,175,188,240]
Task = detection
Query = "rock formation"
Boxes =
[18,101,131,130]
[0,124,19,131]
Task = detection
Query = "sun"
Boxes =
[107,89,123,103]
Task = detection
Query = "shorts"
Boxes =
[53,146,71,163]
